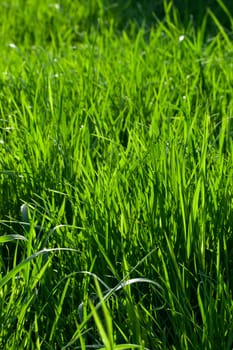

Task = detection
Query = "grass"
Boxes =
[1,0,233,349]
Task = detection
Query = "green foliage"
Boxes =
[1,1,233,349]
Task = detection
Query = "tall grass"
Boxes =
[1,1,233,349]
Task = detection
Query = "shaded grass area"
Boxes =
[1,1,233,349]
[1,0,233,46]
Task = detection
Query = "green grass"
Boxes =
[1,0,233,349]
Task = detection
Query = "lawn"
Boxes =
[1,0,233,349]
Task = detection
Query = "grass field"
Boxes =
[1,0,233,349]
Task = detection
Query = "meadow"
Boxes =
[1,0,233,349]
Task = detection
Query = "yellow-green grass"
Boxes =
[1,1,233,349]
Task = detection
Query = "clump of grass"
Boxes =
[1,1,233,349]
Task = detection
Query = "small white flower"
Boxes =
[8,43,18,49]
[49,3,60,10]
[179,35,185,42]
